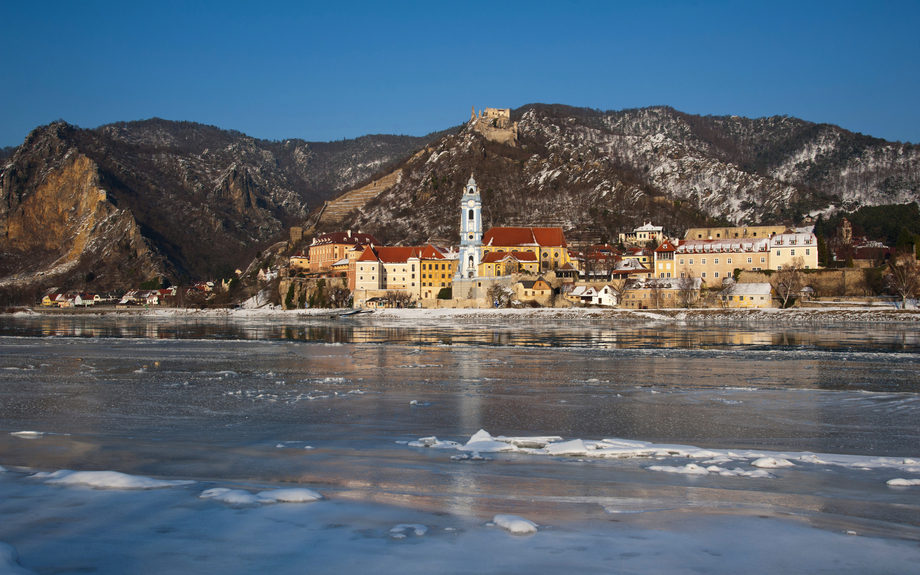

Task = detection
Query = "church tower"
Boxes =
[457,175,482,279]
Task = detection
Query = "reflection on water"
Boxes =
[2,314,919,351]
[0,323,918,537]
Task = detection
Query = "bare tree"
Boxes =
[886,255,920,308]
[773,257,806,309]
[648,279,663,309]
[486,283,512,308]
[602,255,618,282]
[582,249,599,281]
[384,290,414,308]
[606,277,630,307]
[327,281,351,308]
[677,269,697,308]
[718,281,735,308]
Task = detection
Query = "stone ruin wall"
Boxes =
[470,106,518,145]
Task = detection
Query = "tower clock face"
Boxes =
[467,200,475,207]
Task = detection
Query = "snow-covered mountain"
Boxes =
[341,105,919,246]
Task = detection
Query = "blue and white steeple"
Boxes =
[457,175,482,279]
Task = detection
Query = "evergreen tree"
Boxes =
[896,227,914,253]
[815,215,829,267]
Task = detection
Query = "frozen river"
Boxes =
[1,312,919,574]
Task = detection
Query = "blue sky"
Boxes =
[2,1,918,148]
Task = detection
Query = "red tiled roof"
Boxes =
[356,246,379,262]
[483,227,567,248]
[373,246,420,263]
[480,250,538,264]
[532,227,567,248]
[358,245,450,264]
[418,244,446,260]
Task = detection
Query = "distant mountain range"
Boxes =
[1,106,917,295]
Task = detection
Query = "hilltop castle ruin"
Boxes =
[469,107,518,145]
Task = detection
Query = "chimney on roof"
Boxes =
[347,230,352,238]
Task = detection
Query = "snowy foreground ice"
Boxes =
[1,312,919,573]
[1,427,919,574]
[1,457,919,575]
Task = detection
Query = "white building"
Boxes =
[619,222,665,245]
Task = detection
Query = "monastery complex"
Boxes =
[286,173,838,310]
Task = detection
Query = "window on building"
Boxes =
[689,259,694,265]
[714,258,719,264]
[714,272,720,278]
[791,250,795,256]
[761,257,766,263]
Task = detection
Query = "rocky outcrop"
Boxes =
[0,127,167,289]
[0,119,444,291]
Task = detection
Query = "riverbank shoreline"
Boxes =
[11,304,920,323]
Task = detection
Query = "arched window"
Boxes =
[468,209,474,220]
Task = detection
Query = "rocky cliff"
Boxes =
[0,124,166,290]
[0,119,442,292]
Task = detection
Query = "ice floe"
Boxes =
[199,487,323,505]
[491,514,538,535]
[389,524,428,537]
[9,431,43,439]
[887,478,920,486]
[33,470,194,489]
[751,457,795,468]
[450,451,489,461]
[409,430,920,482]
